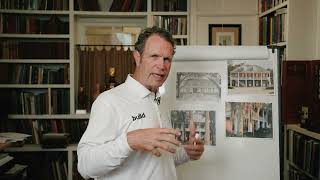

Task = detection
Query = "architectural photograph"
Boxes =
[176,72,221,102]
[225,102,273,138]
[171,110,216,145]
[228,60,274,95]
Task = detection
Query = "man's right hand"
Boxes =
[127,128,181,157]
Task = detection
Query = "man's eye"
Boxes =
[164,57,172,62]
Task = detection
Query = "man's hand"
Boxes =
[184,120,204,160]
[127,128,181,157]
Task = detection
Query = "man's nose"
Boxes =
[157,57,166,69]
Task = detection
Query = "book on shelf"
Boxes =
[1,41,69,59]
[12,63,70,85]
[1,14,69,34]
[0,0,69,10]
[0,132,31,143]
[0,153,14,174]
[74,0,147,12]
[5,119,88,145]
[287,129,320,179]
[152,0,187,11]
[0,164,28,180]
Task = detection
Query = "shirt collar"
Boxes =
[125,75,152,99]
[124,75,165,100]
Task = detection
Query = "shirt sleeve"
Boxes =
[77,95,133,179]
[173,146,190,166]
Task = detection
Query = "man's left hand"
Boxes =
[184,138,204,160]
[184,121,204,160]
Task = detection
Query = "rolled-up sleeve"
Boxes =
[77,96,133,179]
[173,146,190,166]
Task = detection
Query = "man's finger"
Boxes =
[159,128,181,136]
[153,141,178,153]
[189,120,196,138]
[183,144,204,152]
[151,148,161,157]
[157,135,181,146]
[194,138,204,145]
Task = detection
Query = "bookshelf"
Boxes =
[258,0,318,60]
[74,0,190,45]
[284,124,320,180]
[0,0,190,179]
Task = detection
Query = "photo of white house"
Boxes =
[228,60,274,95]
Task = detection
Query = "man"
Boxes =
[77,26,204,180]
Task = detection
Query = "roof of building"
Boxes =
[230,64,269,73]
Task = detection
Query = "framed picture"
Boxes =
[208,24,242,46]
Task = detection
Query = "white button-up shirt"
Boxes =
[77,75,189,180]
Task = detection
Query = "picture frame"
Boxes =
[208,24,242,46]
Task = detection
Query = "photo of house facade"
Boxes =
[176,72,221,101]
[225,102,273,138]
[228,60,274,94]
[171,110,216,145]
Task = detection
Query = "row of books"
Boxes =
[0,0,69,10]
[0,14,69,34]
[259,8,287,45]
[0,153,28,180]
[1,41,69,59]
[287,129,320,179]
[51,89,70,114]
[74,0,147,12]
[152,0,187,11]
[6,119,88,144]
[175,38,187,46]
[11,152,67,180]
[153,16,187,35]
[288,166,310,180]
[0,64,69,84]
[48,156,68,180]
[258,0,287,13]
[9,89,70,114]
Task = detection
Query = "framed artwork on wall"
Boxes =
[208,24,242,46]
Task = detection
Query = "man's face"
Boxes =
[133,35,174,92]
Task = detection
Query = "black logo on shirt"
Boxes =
[132,113,146,121]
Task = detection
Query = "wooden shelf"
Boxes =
[4,144,77,152]
[0,9,70,15]
[0,34,70,39]
[74,11,147,17]
[173,35,188,39]
[288,161,318,180]
[8,114,90,119]
[0,142,12,151]
[150,11,188,16]
[0,59,70,63]
[0,84,70,88]
[259,1,288,17]
[286,124,320,140]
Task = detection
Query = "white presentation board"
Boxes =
[160,46,280,180]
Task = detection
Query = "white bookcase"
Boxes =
[258,0,318,60]
[0,0,190,179]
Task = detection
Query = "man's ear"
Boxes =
[133,51,141,66]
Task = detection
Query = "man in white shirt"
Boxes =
[77,26,204,180]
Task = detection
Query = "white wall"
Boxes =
[286,0,318,60]
[190,0,258,45]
